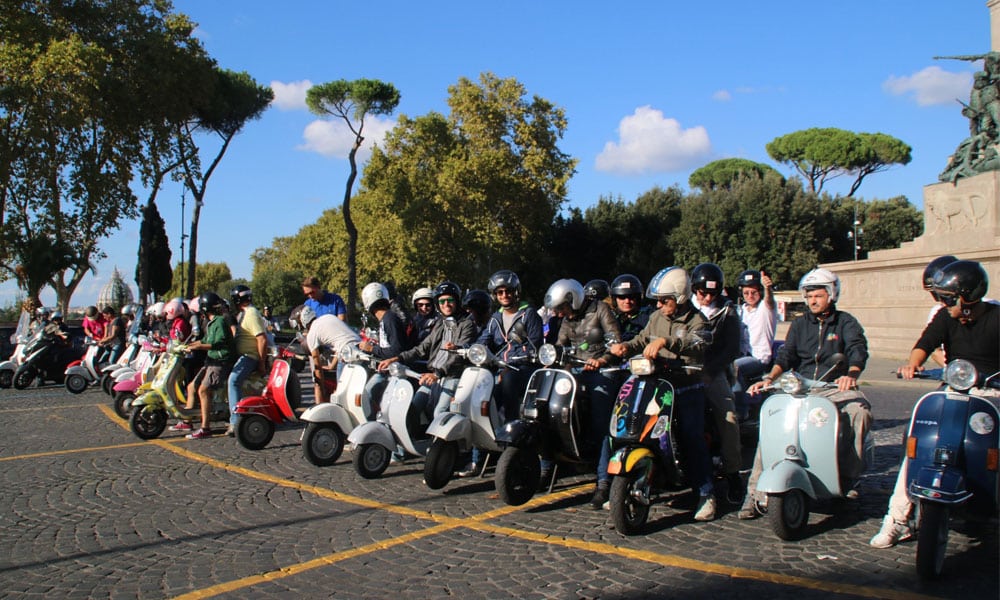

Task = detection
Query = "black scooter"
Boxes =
[13,328,81,389]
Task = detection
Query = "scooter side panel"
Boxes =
[347,420,396,451]
[299,403,355,435]
[964,395,1000,513]
[266,360,296,420]
[425,412,471,443]
[332,364,371,425]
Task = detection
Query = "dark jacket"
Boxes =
[399,314,477,378]
[700,299,742,377]
[776,307,868,381]
[370,310,409,360]
[475,303,544,363]
[620,303,708,387]
[556,300,621,363]
[915,302,999,375]
[616,305,652,342]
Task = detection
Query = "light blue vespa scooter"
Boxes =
[755,355,874,540]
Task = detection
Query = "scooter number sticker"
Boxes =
[969,411,995,435]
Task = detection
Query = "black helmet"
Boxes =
[434,281,462,301]
[487,270,521,296]
[691,263,725,293]
[736,269,763,290]
[198,291,225,314]
[230,284,252,305]
[932,260,988,304]
[610,274,643,298]
[922,255,959,290]
[462,289,492,314]
[583,279,610,301]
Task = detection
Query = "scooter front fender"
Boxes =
[607,446,653,476]
[299,402,355,434]
[497,418,539,448]
[132,389,166,411]
[235,395,285,423]
[113,378,138,394]
[756,459,817,499]
[65,365,89,378]
[426,412,471,443]
[347,420,396,452]
[0,361,14,371]
[908,464,973,504]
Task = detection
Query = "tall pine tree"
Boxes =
[135,201,173,304]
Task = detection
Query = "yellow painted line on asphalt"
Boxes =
[0,441,154,462]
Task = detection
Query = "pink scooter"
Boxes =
[234,355,302,450]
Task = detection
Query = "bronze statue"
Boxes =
[938,52,1000,182]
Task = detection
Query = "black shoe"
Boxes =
[589,481,610,510]
[726,473,744,505]
[538,468,554,492]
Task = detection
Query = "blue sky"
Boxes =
[6,0,991,307]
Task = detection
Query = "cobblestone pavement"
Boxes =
[0,367,996,600]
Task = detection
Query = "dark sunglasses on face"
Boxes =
[655,295,677,304]
[438,298,456,306]
[495,289,514,297]
[615,295,640,302]
[415,302,432,309]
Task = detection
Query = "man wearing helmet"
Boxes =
[379,281,476,423]
[871,259,999,548]
[920,255,959,367]
[461,289,492,336]
[545,278,621,508]
[292,304,361,404]
[184,292,236,439]
[302,276,347,321]
[610,266,717,521]
[226,285,269,437]
[411,287,439,344]
[732,269,777,419]
[610,274,651,342]
[741,267,871,518]
[358,282,411,419]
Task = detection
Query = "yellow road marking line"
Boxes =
[0,441,154,462]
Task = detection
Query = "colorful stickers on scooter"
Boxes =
[969,411,995,435]
[808,406,830,427]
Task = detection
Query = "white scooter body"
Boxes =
[425,364,502,452]
[65,341,104,382]
[348,364,430,458]
[299,360,372,438]
[0,311,33,387]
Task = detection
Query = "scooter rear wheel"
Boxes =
[129,407,167,440]
[916,501,949,578]
[236,414,275,451]
[113,391,135,419]
[0,369,13,389]
[353,443,391,479]
[495,447,540,506]
[423,440,458,490]
[610,475,650,535]
[302,422,345,466]
[767,490,809,540]
[65,373,88,394]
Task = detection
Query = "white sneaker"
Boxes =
[869,515,913,548]
[694,494,716,521]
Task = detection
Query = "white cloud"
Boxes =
[271,80,313,111]
[298,115,396,162]
[712,90,732,102]
[595,106,712,175]
[883,66,973,106]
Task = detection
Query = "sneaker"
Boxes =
[457,462,479,478]
[694,494,717,521]
[726,473,744,505]
[869,516,913,548]
[737,495,760,520]
[589,481,610,510]
[225,425,235,438]
[186,428,212,440]
[169,422,193,432]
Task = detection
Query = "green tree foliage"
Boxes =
[135,201,173,304]
[306,78,401,318]
[766,128,911,196]
[688,158,784,191]
[0,0,214,309]
[165,261,231,299]
[250,268,304,316]
[835,196,923,261]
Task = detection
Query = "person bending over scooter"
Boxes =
[740,268,871,519]
[871,260,999,548]
[183,292,235,440]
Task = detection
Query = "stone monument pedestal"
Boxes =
[825,171,1000,359]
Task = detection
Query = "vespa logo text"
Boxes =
[914,419,938,426]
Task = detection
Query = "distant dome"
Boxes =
[98,267,135,311]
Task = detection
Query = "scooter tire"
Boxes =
[353,443,391,479]
[916,501,949,579]
[767,491,809,541]
[423,440,458,490]
[13,367,35,390]
[302,422,345,466]
[65,373,88,394]
[610,475,650,535]
[0,369,13,389]
[101,373,115,396]
[236,414,275,451]
[113,391,135,420]
[129,407,167,440]
[495,446,540,506]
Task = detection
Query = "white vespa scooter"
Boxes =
[64,339,107,394]
[347,361,430,479]
[0,311,33,389]
[299,342,378,466]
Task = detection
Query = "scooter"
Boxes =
[12,327,80,389]
[422,344,516,490]
[347,361,430,479]
[64,339,107,394]
[902,359,999,578]
[299,342,377,466]
[0,310,33,388]
[111,339,166,419]
[233,346,303,450]
[99,308,145,396]
[754,355,874,540]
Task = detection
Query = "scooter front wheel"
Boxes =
[610,475,650,535]
[0,369,13,389]
[100,373,115,396]
[129,407,167,440]
[767,490,809,540]
[65,373,88,394]
[353,443,391,479]
[495,446,540,506]
[236,414,275,451]
[113,391,135,419]
[916,501,949,578]
[302,422,345,466]
[423,440,458,490]
[13,367,35,390]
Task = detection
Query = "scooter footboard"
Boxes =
[756,459,819,499]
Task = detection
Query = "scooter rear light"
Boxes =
[906,436,918,459]
[987,448,999,471]
[480,401,490,417]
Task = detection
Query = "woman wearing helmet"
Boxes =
[610,266,718,521]
[163,298,191,342]
[545,278,622,508]
[411,287,438,344]
[741,267,871,519]
[182,292,236,439]
[610,274,650,342]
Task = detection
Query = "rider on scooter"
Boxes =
[741,267,871,519]
[358,282,411,420]
[184,292,236,440]
[871,259,999,548]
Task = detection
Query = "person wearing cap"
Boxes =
[302,276,347,321]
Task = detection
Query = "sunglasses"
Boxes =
[614,295,640,302]
[655,295,677,304]
[937,293,960,307]
[437,298,456,306]
[695,288,717,297]
[495,289,514,297]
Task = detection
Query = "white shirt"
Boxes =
[739,300,777,364]
[306,314,361,362]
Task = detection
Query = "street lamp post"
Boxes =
[846,202,863,261]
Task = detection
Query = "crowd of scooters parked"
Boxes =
[3,257,996,580]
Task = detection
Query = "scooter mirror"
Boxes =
[585,328,605,345]
[818,353,847,382]
[509,322,528,344]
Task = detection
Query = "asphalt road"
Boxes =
[0,363,996,600]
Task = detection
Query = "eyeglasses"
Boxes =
[695,288,717,297]
[615,295,640,303]
[655,295,677,304]
[415,302,432,309]
[437,298,456,306]
[495,289,514,297]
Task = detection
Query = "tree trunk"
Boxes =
[344,140,360,322]
[186,195,202,299]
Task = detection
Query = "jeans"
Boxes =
[227,355,259,426]
[363,373,389,421]
[412,376,460,420]
[107,343,125,365]
[578,370,615,483]
[673,385,713,496]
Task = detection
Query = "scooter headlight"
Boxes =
[628,356,654,376]
[468,344,488,366]
[339,343,355,363]
[538,344,558,367]
[387,362,407,378]
[778,372,805,395]
[943,359,978,392]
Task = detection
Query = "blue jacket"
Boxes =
[474,303,544,363]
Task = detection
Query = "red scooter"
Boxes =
[234,348,303,450]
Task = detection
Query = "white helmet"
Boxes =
[798,268,840,303]
[411,287,434,308]
[163,298,186,321]
[646,267,691,305]
[298,305,317,331]
[543,279,585,311]
[149,301,165,318]
[362,282,390,312]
